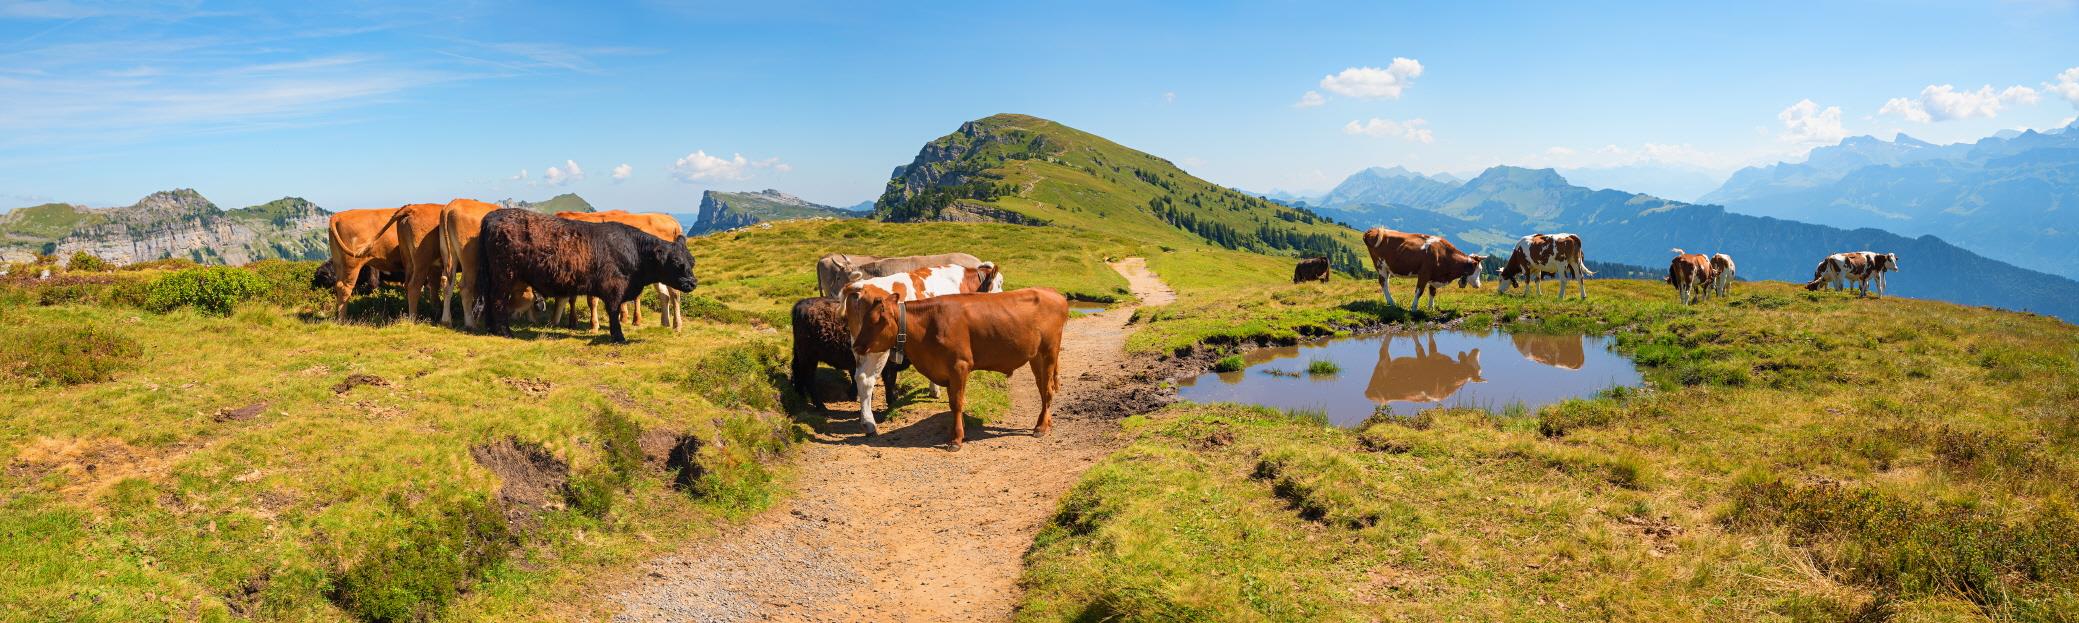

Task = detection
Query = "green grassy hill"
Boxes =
[687,189,857,234]
[502,193,595,214]
[0,203,103,250]
[874,114,1370,273]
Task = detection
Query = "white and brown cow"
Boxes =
[1361,227,1487,311]
[1667,249,1713,305]
[1855,252,1899,297]
[1709,253,1736,298]
[841,262,1004,427]
[1498,233,1593,299]
[1805,251,1897,297]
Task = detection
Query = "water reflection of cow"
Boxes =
[1366,334,1485,404]
[1510,333,1586,369]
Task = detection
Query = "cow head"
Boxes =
[842,283,900,356]
[649,235,699,293]
[1496,249,1527,294]
[974,261,1004,293]
[1878,253,1899,272]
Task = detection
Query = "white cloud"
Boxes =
[1318,58,1423,99]
[562,159,583,179]
[508,169,527,181]
[1778,99,1847,144]
[1342,117,1433,143]
[1544,146,1577,157]
[2047,67,2079,105]
[1163,91,1176,104]
[540,159,584,186]
[611,163,631,181]
[1878,84,2040,123]
[1292,90,1325,108]
[671,150,788,182]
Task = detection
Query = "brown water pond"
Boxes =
[1176,330,1642,427]
[1068,301,1109,316]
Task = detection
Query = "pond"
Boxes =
[1176,330,1643,427]
[1068,301,1109,316]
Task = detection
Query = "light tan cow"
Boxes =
[438,199,503,329]
[344,203,447,322]
[324,208,405,321]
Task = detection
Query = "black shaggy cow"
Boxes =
[1292,257,1331,283]
[790,296,907,409]
[476,209,697,342]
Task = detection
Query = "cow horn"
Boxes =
[847,270,864,283]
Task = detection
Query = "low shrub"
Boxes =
[683,338,791,412]
[121,257,198,272]
[1537,398,1622,437]
[144,266,269,315]
[680,294,757,325]
[1212,355,1246,373]
[1305,358,1340,376]
[0,324,143,387]
[332,497,513,622]
[244,260,329,310]
[66,251,111,272]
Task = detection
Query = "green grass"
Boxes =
[1023,277,2079,621]
[1305,358,1340,376]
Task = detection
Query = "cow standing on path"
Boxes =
[844,287,1067,448]
[1497,233,1593,299]
[1361,227,1487,311]
[476,209,697,343]
[840,262,1004,426]
[1668,249,1712,305]
[1292,257,1331,284]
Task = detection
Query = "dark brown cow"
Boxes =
[844,287,1067,448]
[1361,227,1488,311]
[1498,233,1592,299]
[1667,248,1712,304]
[476,209,697,343]
[1291,257,1331,283]
[790,296,906,410]
[557,210,690,331]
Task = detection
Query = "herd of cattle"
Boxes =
[312,206,1902,446]
[1309,227,1899,309]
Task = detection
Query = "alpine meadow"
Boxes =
[4,3,2078,622]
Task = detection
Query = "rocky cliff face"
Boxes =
[9,190,332,266]
[871,116,1046,222]
[690,189,857,234]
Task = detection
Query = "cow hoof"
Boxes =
[944,443,962,452]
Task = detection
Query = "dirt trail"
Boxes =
[611,259,1174,623]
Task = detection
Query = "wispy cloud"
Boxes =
[1342,117,1433,143]
[671,150,788,182]
[1777,99,1847,144]
[1879,83,2039,122]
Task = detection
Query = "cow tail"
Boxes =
[344,209,412,259]
[1669,248,1685,256]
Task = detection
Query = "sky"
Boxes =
[2,0,2077,213]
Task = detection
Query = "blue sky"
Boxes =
[3,0,2076,212]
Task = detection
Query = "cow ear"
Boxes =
[848,270,864,282]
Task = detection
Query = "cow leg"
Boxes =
[855,350,891,436]
[792,353,823,410]
[1375,267,1397,308]
[1030,357,1057,438]
[588,297,600,331]
[604,294,628,343]
[946,367,971,448]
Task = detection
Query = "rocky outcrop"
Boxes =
[871,114,1056,223]
[16,190,331,266]
[690,189,857,235]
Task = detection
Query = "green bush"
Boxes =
[66,251,111,272]
[243,260,329,310]
[680,294,756,325]
[1212,355,1246,373]
[0,324,142,387]
[120,257,198,272]
[683,338,791,412]
[1305,358,1340,376]
[333,498,513,622]
[144,266,269,315]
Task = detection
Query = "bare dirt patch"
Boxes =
[215,401,268,422]
[469,438,570,526]
[331,373,390,394]
[6,436,166,502]
[502,377,554,399]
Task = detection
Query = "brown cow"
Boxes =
[1498,233,1592,299]
[1361,227,1488,311]
[343,203,447,322]
[1512,333,1585,370]
[844,287,1067,448]
[439,199,502,329]
[1292,257,1331,283]
[325,208,408,321]
[1667,248,1712,304]
[556,210,688,331]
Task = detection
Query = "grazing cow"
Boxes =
[1853,252,1899,297]
[438,199,503,329]
[1360,227,1488,311]
[324,208,409,321]
[309,261,404,295]
[476,209,697,343]
[816,252,999,298]
[1667,249,1713,304]
[840,262,1004,411]
[344,203,448,322]
[1497,233,1593,299]
[1292,257,1331,283]
[845,287,1067,447]
[790,296,907,410]
[556,210,691,331]
[1365,334,1484,404]
[1709,253,1737,298]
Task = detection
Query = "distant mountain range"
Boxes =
[1558,164,1724,203]
[1700,119,2079,278]
[497,193,595,214]
[0,190,330,265]
[689,189,860,235]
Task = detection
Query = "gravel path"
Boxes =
[610,259,1174,622]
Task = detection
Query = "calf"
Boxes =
[791,297,907,410]
[841,262,1003,416]
[1291,257,1331,283]
[1361,227,1487,311]
[1497,233,1592,299]
[816,252,998,298]
[845,287,1067,447]
[1709,253,1736,298]
[476,209,697,342]
[1667,249,1712,304]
